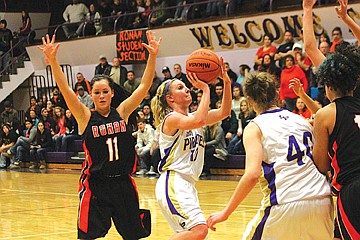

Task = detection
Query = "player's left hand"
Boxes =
[289,78,305,97]
[219,57,231,84]
[37,34,60,63]
[335,0,348,20]
[142,30,162,56]
[206,210,228,231]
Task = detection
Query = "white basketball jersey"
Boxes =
[158,112,205,181]
[252,109,331,207]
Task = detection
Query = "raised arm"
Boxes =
[303,0,326,68]
[336,0,360,45]
[206,122,263,231]
[206,58,232,125]
[289,78,321,114]
[118,31,161,122]
[37,35,90,133]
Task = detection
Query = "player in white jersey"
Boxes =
[151,59,232,240]
[207,72,334,239]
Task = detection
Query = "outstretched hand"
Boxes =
[289,78,305,97]
[142,30,162,56]
[219,57,231,84]
[206,210,228,232]
[302,0,317,10]
[335,0,348,20]
[37,34,60,63]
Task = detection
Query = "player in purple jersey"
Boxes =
[38,32,161,239]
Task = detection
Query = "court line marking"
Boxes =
[0,188,78,197]
[0,230,77,239]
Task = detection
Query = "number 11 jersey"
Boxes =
[82,108,136,176]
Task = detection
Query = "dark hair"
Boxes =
[317,44,360,95]
[4,101,12,108]
[318,33,331,47]
[21,9,30,22]
[332,26,342,35]
[90,74,137,129]
[239,64,250,72]
[259,54,277,75]
[30,96,37,101]
[0,19,7,27]
[215,82,224,88]
[264,33,274,42]
[284,30,293,36]
[284,54,294,63]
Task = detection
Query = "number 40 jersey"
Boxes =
[252,108,331,207]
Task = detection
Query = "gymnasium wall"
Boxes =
[27,3,360,84]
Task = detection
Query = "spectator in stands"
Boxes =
[210,82,224,109]
[163,0,188,25]
[148,128,160,175]
[35,97,43,116]
[59,109,81,152]
[0,19,13,74]
[226,97,255,155]
[29,121,52,169]
[74,72,91,94]
[139,92,151,109]
[254,33,277,70]
[50,86,67,109]
[40,108,56,133]
[330,26,350,53]
[46,100,54,118]
[52,106,66,151]
[292,42,313,92]
[124,70,141,93]
[189,100,198,113]
[16,10,32,37]
[206,0,226,17]
[1,101,20,134]
[318,33,331,47]
[0,124,17,168]
[111,0,128,30]
[149,71,162,98]
[292,97,312,120]
[197,90,203,104]
[110,57,127,86]
[202,121,228,176]
[40,94,48,108]
[216,99,238,145]
[142,103,154,127]
[314,41,330,106]
[130,0,152,29]
[97,0,113,32]
[15,10,32,54]
[275,30,295,69]
[150,0,168,27]
[236,64,250,86]
[77,86,94,109]
[256,0,271,12]
[62,0,89,39]
[280,55,308,111]
[27,110,39,127]
[258,54,281,87]
[5,119,37,168]
[25,96,37,118]
[135,118,155,175]
[231,85,243,119]
[225,62,237,83]
[161,66,172,80]
[174,63,192,89]
[95,55,112,76]
[86,4,102,36]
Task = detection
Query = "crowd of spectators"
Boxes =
[0,0,354,175]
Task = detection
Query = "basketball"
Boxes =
[186,49,221,83]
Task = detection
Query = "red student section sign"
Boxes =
[116,29,148,64]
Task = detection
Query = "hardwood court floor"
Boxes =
[0,169,262,239]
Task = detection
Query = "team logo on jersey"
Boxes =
[183,132,205,151]
[279,115,289,120]
[91,120,127,138]
[354,115,360,129]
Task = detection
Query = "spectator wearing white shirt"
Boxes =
[62,0,89,39]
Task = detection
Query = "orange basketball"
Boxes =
[186,49,221,83]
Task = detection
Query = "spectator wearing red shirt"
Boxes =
[254,33,277,70]
[280,55,308,111]
[292,97,312,119]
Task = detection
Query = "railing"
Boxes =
[269,0,322,12]
[0,36,28,77]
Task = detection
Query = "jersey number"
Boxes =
[106,137,119,161]
[287,132,313,166]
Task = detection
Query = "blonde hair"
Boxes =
[239,98,252,119]
[151,79,174,128]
